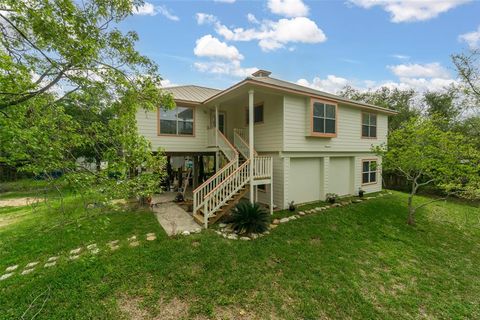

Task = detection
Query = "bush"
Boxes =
[229,202,270,234]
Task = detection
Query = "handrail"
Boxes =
[253,156,272,179]
[233,129,257,158]
[193,128,238,214]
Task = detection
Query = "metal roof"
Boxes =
[163,85,221,103]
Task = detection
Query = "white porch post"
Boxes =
[215,104,219,172]
[248,89,254,204]
[270,157,273,215]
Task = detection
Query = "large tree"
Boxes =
[0,0,174,201]
[452,49,480,108]
[374,117,480,226]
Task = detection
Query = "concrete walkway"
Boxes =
[152,202,200,236]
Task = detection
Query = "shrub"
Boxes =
[229,202,270,234]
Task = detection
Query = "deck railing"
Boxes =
[233,128,257,159]
[254,156,273,179]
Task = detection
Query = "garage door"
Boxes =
[289,158,321,204]
[329,157,353,196]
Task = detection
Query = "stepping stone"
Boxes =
[109,245,120,251]
[279,218,289,223]
[108,240,119,246]
[44,261,56,268]
[129,241,140,247]
[47,256,59,262]
[26,262,39,268]
[299,211,305,216]
[87,244,97,250]
[5,265,18,272]
[269,224,278,229]
[181,231,190,236]
[218,223,227,228]
[272,219,280,225]
[21,269,34,275]
[69,255,80,260]
[240,237,251,241]
[128,235,137,241]
[69,248,82,255]
[146,233,156,241]
[192,228,201,233]
[0,273,13,281]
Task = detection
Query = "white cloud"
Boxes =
[196,13,327,51]
[348,0,470,23]
[160,79,178,87]
[459,25,480,49]
[194,35,244,61]
[392,54,410,60]
[133,2,156,16]
[267,0,309,17]
[297,75,350,93]
[388,63,450,79]
[194,60,258,78]
[247,13,260,24]
[214,0,236,3]
[297,62,457,94]
[133,2,179,21]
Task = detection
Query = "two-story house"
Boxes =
[136,70,396,228]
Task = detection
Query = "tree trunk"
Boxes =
[407,180,418,226]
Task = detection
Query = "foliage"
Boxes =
[0,0,175,201]
[229,201,270,234]
[424,87,461,127]
[374,117,480,225]
[452,49,480,107]
[325,193,338,203]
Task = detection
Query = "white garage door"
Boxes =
[329,157,353,196]
[289,158,321,204]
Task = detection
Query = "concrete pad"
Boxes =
[0,273,13,281]
[26,262,39,268]
[44,262,56,268]
[21,269,34,275]
[152,202,200,236]
[47,256,59,262]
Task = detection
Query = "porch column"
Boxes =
[249,89,254,204]
[215,104,219,172]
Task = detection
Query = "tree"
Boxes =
[0,0,175,202]
[452,49,480,108]
[374,117,480,226]
[339,86,420,131]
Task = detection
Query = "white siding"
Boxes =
[283,95,388,152]
[136,106,210,153]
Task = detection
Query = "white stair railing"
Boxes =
[233,128,257,159]
[193,128,238,214]
[202,159,251,228]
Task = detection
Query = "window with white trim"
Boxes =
[362,113,377,138]
[159,106,194,135]
[312,101,336,135]
[362,160,377,184]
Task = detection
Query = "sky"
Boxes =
[120,0,480,94]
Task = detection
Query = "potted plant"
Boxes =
[358,188,365,198]
[288,201,296,212]
[326,193,338,204]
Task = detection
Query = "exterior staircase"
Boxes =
[192,128,272,228]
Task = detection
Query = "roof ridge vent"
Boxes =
[251,69,271,77]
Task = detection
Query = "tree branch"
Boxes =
[414,197,447,211]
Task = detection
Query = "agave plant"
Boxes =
[229,201,270,234]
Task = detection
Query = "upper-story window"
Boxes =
[362,160,377,184]
[159,106,194,136]
[246,104,264,124]
[311,99,337,137]
[362,113,377,138]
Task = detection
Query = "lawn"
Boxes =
[0,184,479,319]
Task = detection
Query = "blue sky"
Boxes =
[121,0,480,93]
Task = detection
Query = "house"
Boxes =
[136,70,397,227]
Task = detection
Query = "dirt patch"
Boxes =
[0,197,43,207]
[118,295,275,320]
[118,296,189,320]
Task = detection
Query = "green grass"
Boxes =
[0,189,479,319]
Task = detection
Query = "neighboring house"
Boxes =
[136,70,397,227]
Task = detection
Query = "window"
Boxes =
[246,104,264,124]
[362,113,377,138]
[258,184,266,192]
[159,106,194,136]
[362,160,377,184]
[312,100,336,136]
